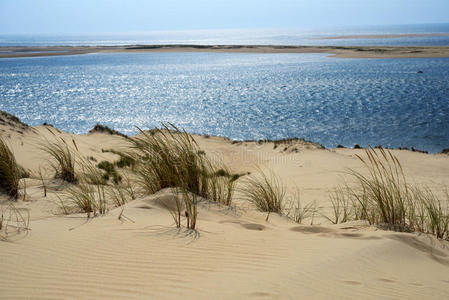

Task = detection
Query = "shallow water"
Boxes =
[0,52,448,153]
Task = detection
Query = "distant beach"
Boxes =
[2,45,449,59]
[322,33,449,39]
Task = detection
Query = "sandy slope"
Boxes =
[1,117,449,299]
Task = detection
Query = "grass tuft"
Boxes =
[39,130,77,183]
[239,170,285,213]
[0,203,30,241]
[285,190,316,224]
[0,137,20,199]
[330,147,449,240]
[130,123,243,229]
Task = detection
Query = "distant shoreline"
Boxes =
[1,45,449,59]
[321,33,449,40]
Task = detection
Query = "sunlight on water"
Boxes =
[0,52,448,152]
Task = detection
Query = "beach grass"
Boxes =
[331,147,449,240]
[0,136,21,199]
[285,190,316,224]
[324,187,353,224]
[0,203,30,241]
[64,182,107,217]
[130,123,243,229]
[39,129,77,183]
[240,170,285,214]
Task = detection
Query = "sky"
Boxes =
[1,0,449,35]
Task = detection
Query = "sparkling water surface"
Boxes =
[1,52,448,153]
[1,24,449,46]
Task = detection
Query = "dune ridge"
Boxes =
[1,113,449,299]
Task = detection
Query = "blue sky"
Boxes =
[1,0,449,34]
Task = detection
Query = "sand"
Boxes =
[322,33,449,40]
[1,114,449,299]
[2,45,449,59]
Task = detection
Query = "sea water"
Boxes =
[1,52,448,153]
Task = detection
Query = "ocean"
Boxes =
[1,24,449,152]
[1,23,449,47]
[1,51,448,153]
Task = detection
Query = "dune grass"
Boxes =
[324,187,353,224]
[285,190,316,224]
[328,147,449,240]
[239,170,285,213]
[131,124,210,197]
[39,129,77,183]
[0,203,30,241]
[350,147,410,228]
[59,155,134,216]
[130,123,243,229]
[0,137,21,199]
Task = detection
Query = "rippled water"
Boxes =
[1,52,449,153]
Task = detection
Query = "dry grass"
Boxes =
[0,203,30,241]
[324,187,353,224]
[0,137,20,199]
[58,157,134,217]
[130,123,243,229]
[39,129,77,183]
[239,170,285,213]
[329,147,449,240]
[285,190,316,224]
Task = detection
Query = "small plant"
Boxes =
[0,137,20,199]
[0,203,30,241]
[208,168,245,206]
[180,188,198,230]
[286,190,316,224]
[80,159,108,185]
[324,187,353,224]
[64,183,107,217]
[37,167,48,197]
[115,154,135,168]
[240,170,285,213]
[97,160,122,184]
[108,183,131,207]
[418,188,449,240]
[97,160,115,173]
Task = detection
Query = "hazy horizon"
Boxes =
[1,0,449,35]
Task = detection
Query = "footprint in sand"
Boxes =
[241,223,266,231]
[378,278,396,283]
[247,291,272,298]
[342,280,362,286]
[410,283,424,287]
[290,226,335,234]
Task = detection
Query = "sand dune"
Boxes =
[1,115,449,299]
